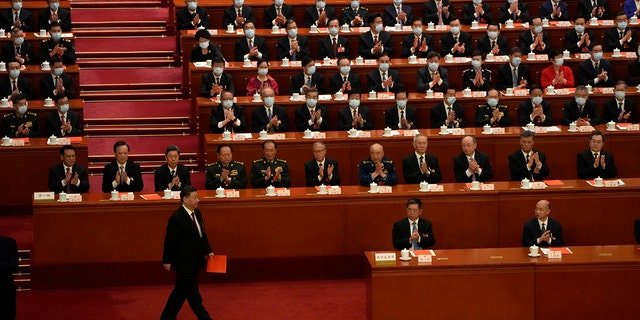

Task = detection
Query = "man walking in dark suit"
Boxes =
[48,145,90,194]
[508,131,549,181]
[392,198,435,250]
[522,200,564,247]
[402,134,442,184]
[577,130,617,179]
[453,135,492,182]
[154,145,192,192]
[304,141,340,186]
[0,235,18,320]
[101,140,144,193]
[161,186,214,320]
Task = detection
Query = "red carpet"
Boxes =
[71,8,169,23]
[83,100,191,120]
[76,36,177,55]
[80,68,183,88]
[88,135,199,158]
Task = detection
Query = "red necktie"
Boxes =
[237,8,242,18]
[65,167,72,193]
[332,37,337,56]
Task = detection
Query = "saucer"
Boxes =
[438,132,449,135]
[215,195,226,198]
[252,99,262,103]
[57,199,68,202]
[44,103,54,107]
[567,129,578,132]
[612,54,621,58]
[592,184,604,188]
[316,191,328,195]
[528,253,541,257]
[398,256,411,261]
[520,185,533,190]
[419,189,430,193]
[469,187,481,191]
[265,193,277,197]
[289,97,302,101]
[110,198,120,201]
[502,93,514,96]
[368,97,377,100]
[221,137,232,141]
[382,133,393,137]
[225,30,235,34]
[606,128,616,131]
[481,131,492,135]
[407,61,419,64]
[367,190,379,194]
[162,196,172,200]
[302,136,314,139]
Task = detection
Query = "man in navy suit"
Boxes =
[461,0,493,25]
[154,145,192,192]
[209,91,246,133]
[263,0,294,28]
[417,52,449,92]
[304,141,340,186]
[519,85,553,126]
[498,0,529,23]
[44,92,82,137]
[423,0,456,25]
[392,198,435,250]
[1,27,34,65]
[508,131,549,181]
[0,1,32,31]
[562,85,600,126]
[40,57,74,99]
[295,88,328,131]
[341,0,369,27]
[304,0,336,27]
[440,18,472,57]
[577,130,617,179]
[522,200,564,247]
[0,58,34,100]
[604,11,638,52]
[48,145,90,193]
[366,53,402,93]
[540,0,569,21]
[402,134,442,184]
[401,17,434,58]
[290,56,325,95]
[0,235,18,320]
[318,18,350,59]
[453,135,492,182]
[359,12,393,59]
[101,140,144,193]
[565,17,594,54]
[476,23,508,56]
[251,87,288,132]
[496,47,530,90]
[234,21,267,61]
[329,57,362,94]
[601,80,637,123]
[276,19,310,61]
[176,0,209,30]
[518,17,550,54]
[384,0,413,26]
[577,0,609,20]
[576,43,614,87]
[384,88,417,129]
[337,90,372,130]
[222,0,255,29]
[200,57,235,98]
[431,88,464,128]
[161,186,214,320]
[40,0,72,31]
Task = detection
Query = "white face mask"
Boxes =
[187,1,197,10]
[413,27,423,35]
[615,91,626,100]
[349,99,360,109]
[374,23,383,33]
[487,31,498,39]
[471,60,482,69]
[428,62,439,71]
[59,103,69,113]
[533,25,543,34]
[257,68,268,76]
[554,58,564,67]
[350,1,359,9]
[222,100,234,109]
[306,98,318,107]
[213,67,223,76]
[306,66,316,75]
[340,66,350,75]
[450,26,460,35]
[487,98,498,107]
[531,96,543,105]
[446,96,456,105]
[574,24,585,33]
[287,28,298,38]
[198,41,209,49]
[396,100,407,109]
[329,27,339,36]
[316,1,326,9]
[17,105,27,114]
[274,0,284,6]
[379,63,389,72]
[263,96,275,107]
[244,28,255,38]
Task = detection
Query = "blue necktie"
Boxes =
[411,222,420,249]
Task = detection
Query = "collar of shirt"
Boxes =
[246,36,255,41]
[350,107,359,114]
[407,218,419,228]
[537,218,548,228]
[182,205,193,216]
[58,111,67,117]
[331,35,339,41]
[591,59,599,66]
[63,164,73,171]
[168,165,178,171]
[317,160,324,167]
[415,152,425,166]
[289,36,297,41]
[466,152,476,160]
[616,98,625,105]
[307,105,315,112]
[521,150,531,158]
[370,30,379,37]
[444,101,453,108]
[117,161,127,168]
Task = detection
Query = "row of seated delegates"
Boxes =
[0,56,74,100]
[0,22,76,65]
[1,92,80,138]
[0,0,71,32]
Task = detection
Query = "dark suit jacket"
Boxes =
[577,149,617,179]
[48,163,90,193]
[383,4,413,26]
[461,3,493,24]
[565,28,595,53]
[38,7,72,31]
[101,161,144,193]
[290,71,325,94]
[496,62,531,90]
[431,101,465,128]
[205,161,248,189]
[416,66,449,92]
[577,0,609,19]
[366,68,402,93]
[385,104,418,129]
[453,151,492,182]
[340,6,369,26]
[304,5,336,27]
[462,68,492,91]
[304,157,340,186]
[423,0,456,24]
[0,8,32,31]
[154,163,191,191]
[562,99,600,125]
[44,109,82,137]
[39,73,74,99]
[634,218,640,244]
[508,149,550,181]
[328,72,362,94]
[539,0,569,20]
[440,31,472,57]
[601,97,637,123]
[1,40,34,65]
[518,99,553,126]
[628,59,640,86]
[176,6,209,30]
[522,217,564,247]
[318,35,350,59]
[0,76,33,100]
[210,104,246,133]
[251,105,288,132]
[276,35,310,60]
[295,104,329,131]
[222,5,255,28]
[401,33,434,58]
[190,43,224,62]
[604,27,638,52]
[359,31,393,59]
[402,153,442,184]
[518,30,550,54]
[200,72,235,97]
[234,36,268,61]
[263,4,294,28]
[498,2,530,23]
[392,217,435,250]
[337,106,372,130]
[476,34,508,56]
[0,235,18,294]
[162,206,212,271]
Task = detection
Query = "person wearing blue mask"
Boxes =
[462,50,491,91]
[359,12,393,59]
[276,19,309,61]
[461,0,493,25]
[290,56,325,95]
[476,22,508,56]
[475,88,510,127]
[40,57,73,99]
[565,17,594,54]
[0,0,32,31]
[401,17,434,58]
[200,57,235,97]
[2,91,39,137]
[177,0,209,30]
[250,140,290,187]
[39,21,76,65]
[337,89,372,130]
[329,56,362,94]
[384,86,417,129]
[604,11,638,52]
[246,58,279,96]
[440,18,472,57]
[562,85,600,126]
[497,47,530,90]
[431,88,464,128]
[602,80,637,123]
[222,0,254,29]
[251,87,287,132]
[39,0,71,31]
[416,52,449,92]
[295,87,328,131]
[0,58,33,99]
[341,0,369,27]
[234,20,267,61]
[518,16,550,54]
[518,84,553,126]
[577,42,614,87]
[304,0,336,27]
[1,27,34,65]
[44,92,81,137]
[318,18,350,59]
[209,90,245,133]
[190,29,224,63]
[367,53,402,93]
[263,0,294,29]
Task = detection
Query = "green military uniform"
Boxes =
[205,161,247,189]
[358,157,398,186]
[2,111,40,138]
[475,104,510,127]
[40,38,76,65]
[250,157,290,188]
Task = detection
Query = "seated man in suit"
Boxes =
[440,18,472,57]
[402,17,434,58]
[222,0,254,29]
[359,143,398,186]
[508,131,549,181]
[40,57,73,99]
[518,17,550,54]
[39,22,76,65]
[497,47,530,90]
[577,130,617,179]
[541,49,575,89]
[341,0,368,27]
[251,140,290,188]
[367,53,402,92]
[263,0,294,29]
[200,57,235,98]
[295,88,328,131]
[209,90,246,133]
[205,144,247,189]
[291,56,325,95]
[565,17,593,54]
[519,85,553,126]
[359,13,393,59]
[462,50,492,91]
[0,58,34,99]
[0,0,32,31]
[475,88,510,127]
[604,11,638,52]
[154,145,191,191]
[318,18,350,59]
[101,140,144,193]
[498,0,529,23]
[45,92,81,137]
[2,92,39,138]
[453,135,493,182]
[562,85,600,126]
[176,0,209,30]
[431,88,464,128]
[251,87,287,132]
[304,0,336,27]
[577,0,609,20]
[304,141,340,186]
[522,200,564,247]
[337,90,372,130]
[2,27,34,65]
[190,29,224,63]
[40,0,72,31]
[329,56,362,94]
[392,198,436,250]
[602,80,637,123]
[276,19,310,61]
[384,0,413,26]
[48,145,90,193]
[540,0,569,21]
[477,23,508,56]
[423,0,456,25]
[417,52,449,92]
[234,21,267,61]
[402,134,442,184]
[461,0,493,25]
[384,87,417,129]
[583,45,613,87]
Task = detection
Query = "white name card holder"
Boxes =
[548,250,562,259]
[374,252,397,262]
[327,186,342,194]
[225,190,240,198]
[34,192,55,200]
[418,255,432,263]
[481,184,495,190]
[67,193,82,202]
[276,188,291,196]
[429,185,444,192]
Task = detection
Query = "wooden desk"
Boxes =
[0,99,84,137]
[366,245,640,320]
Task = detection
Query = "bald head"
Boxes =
[370,143,384,163]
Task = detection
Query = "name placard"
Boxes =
[378,186,392,193]
[358,131,371,138]
[548,250,562,259]
[327,186,342,194]
[67,194,82,202]
[418,254,432,263]
[429,185,444,192]
[11,140,25,146]
[374,252,396,262]
[276,188,290,196]
[604,180,620,187]
[451,128,465,135]
[492,127,505,134]
[481,184,495,190]
[225,190,240,198]
[34,192,55,200]
[120,193,135,201]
